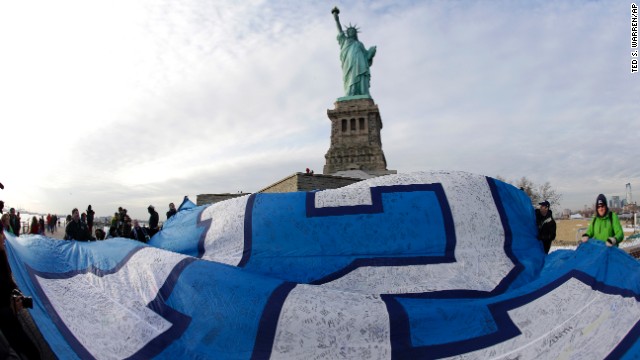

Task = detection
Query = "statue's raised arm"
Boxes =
[331,7,376,99]
[331,7,344,35]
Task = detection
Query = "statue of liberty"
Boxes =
[332,7,377,98]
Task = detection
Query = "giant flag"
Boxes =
[5,171,640,359]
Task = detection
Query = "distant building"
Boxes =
[323,98,396,177]
[258,172,362,193]
[196,173,366,206]
[611,195,621,209]
[196,193,251,206]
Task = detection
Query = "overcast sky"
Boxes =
[1,0,638,220]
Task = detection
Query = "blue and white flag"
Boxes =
[5,171,640,359]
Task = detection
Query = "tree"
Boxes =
[536,181,562,209]
[496,176,562,209]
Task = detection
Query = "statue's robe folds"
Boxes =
[337,33,375,96]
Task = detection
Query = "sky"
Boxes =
[0,0,638,220]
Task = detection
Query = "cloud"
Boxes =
[0,0,637,219]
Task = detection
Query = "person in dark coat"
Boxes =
[129,220,149,243]
[86,205,95,235]
[0,227,41,359]
[64,208,92,241]
[148,205,159,237]
[38,217,45,235]
[535,200,556,254]
[121,215,132,238]
[8,209,19,237]
[166,203,177,220]
[29,217,39,235]
[94,228,106,240]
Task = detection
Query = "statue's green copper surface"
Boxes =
[332,7,376,100]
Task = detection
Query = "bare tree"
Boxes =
[496,175,562,209]
[515,177,536,202]
[536,181,562,208]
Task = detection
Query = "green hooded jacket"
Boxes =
[584,211,624,246]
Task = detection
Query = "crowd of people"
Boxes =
[62,202,179,242]
[0,208,63,239]
[1,188,184,358]
[0,201,183,244]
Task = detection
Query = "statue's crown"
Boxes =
[345,23,360,33]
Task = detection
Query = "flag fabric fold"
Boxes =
[5,171,640,359]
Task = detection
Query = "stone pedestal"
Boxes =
[323,98,390,175]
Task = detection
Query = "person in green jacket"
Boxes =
[581,194,624,247]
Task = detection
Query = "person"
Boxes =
[38,217,44,235]
[332,7,377,97]
[129,220,149,243]
[166,203,177,220]
[121,215,132,238]
[8,209,19,237]
[29,217,39,235]
[86,205,95,235]
[108,226,118,239]
[1,214,13,235]
[110,212,119,235]
[148,205,159,237]
[64,208,92,241]
[0,227,41,359]
[581,194,624,247]
[16,212,22,236]
[118,208,128,236]
[535,201,556,254]
[94,228,106,241]
[50,214,57,234]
